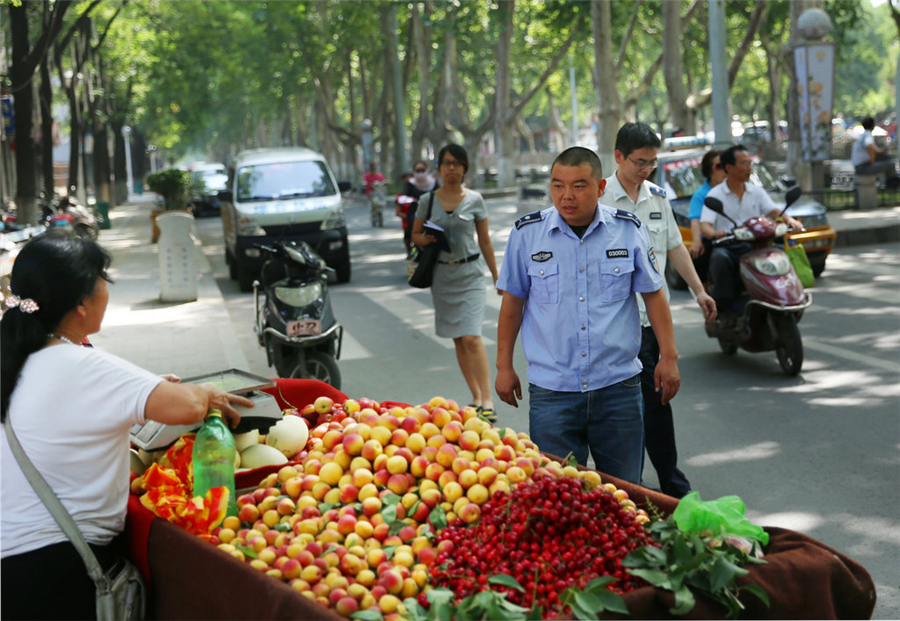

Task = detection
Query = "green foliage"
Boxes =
[622,516,769,619]
[146,169,193,209]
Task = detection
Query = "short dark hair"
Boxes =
[1,235,113,418]
[551,146,603,180]
[615,122,661,158]
[701,149,723,180]
[861,116,875,131]
[437,144,469,175]
[719,144,749,170]
[412,160,429,171]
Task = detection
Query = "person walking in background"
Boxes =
[0,235,252,620]
[411,144,499,421]
[601,123,716,497]
[395,171,414,255]
[495,146,680,483]
[688,149,726,282]
[399,161,440,257]
[363,162,385,197]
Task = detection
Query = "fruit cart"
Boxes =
[125,379,876,620]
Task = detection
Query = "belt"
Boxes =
[438,254,480,265]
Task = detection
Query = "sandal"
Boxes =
[479,407,497,423]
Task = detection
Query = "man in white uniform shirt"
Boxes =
[601,122,715,497]
[700,145,802,317]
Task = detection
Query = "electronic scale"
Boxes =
[129,368,283,452]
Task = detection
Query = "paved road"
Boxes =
[194,198,899,619]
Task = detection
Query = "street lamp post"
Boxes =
[793,8,835,193]
[122,125,135,203]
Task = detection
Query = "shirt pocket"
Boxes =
[645,220,666,252]
[599,261,634,303]
[527,262,559,304]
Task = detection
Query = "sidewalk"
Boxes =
[89,193,899,379]
[90,195,249,379]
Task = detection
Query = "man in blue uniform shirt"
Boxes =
[495,146,680,483]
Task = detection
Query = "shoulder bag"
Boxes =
[408,192,444,288]
[3,416,146,621]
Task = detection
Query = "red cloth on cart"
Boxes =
[261,378,347,410]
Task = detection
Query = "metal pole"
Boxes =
[390,4,408,176]
[708,0,731,147]
[569,53,578,145]
[122,125,135,203]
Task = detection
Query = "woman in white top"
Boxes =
[0,235,253,620]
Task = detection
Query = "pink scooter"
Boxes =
[703,186,811,375]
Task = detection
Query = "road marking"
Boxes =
[340,330,373,360]
[804,338,900,373]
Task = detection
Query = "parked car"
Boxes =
[220,148,352,291]
[651,147,836,289]
[190,163,229,217]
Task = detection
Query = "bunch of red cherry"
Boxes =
[426,474,659,618]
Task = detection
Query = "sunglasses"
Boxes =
[414,168,426,173]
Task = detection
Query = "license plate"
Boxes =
[287,319,321,337]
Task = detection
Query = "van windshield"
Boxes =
[236,161,336,202]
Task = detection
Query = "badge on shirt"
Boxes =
[531,251,553,262]
[648,247,660,272]
[606,249,628,258]
[649,212,662,220]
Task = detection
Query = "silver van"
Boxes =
[221,148,351,290]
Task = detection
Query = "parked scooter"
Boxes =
[252,240,343,388]
[703,186,811,375]
[57,195,102,240]
[369,181,386,228]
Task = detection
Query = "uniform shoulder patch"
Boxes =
[648,183,667,199]
[515,211,544,230]
[615,209,641,228]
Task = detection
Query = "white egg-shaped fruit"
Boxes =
[233,429,261,453]
[265,415,309,458]
[239,443,289,469]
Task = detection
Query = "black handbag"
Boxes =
[408,193,445,288]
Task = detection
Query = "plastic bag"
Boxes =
[785,240,815,289]
[672,492,769,547]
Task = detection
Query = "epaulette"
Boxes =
[514,211,544,230]
[648,183,667,199]
[615,209,641,227]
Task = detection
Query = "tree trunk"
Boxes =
[410,2,433,162]
[495,0,516,189]
[786,0,823,190]
[592,0,621,176]
[9,4,39,224]
[663,0,694,134]
[546,89,568,152]
[39,53,55,198]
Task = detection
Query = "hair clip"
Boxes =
[6,295,39,314]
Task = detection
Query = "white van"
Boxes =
[221,148,351,290]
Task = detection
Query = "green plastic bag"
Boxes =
[672,492,769,546]
[785,240,815,289]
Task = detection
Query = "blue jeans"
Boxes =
[528,377,644,483]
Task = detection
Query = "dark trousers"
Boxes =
[854,154,897,177]
[638,326,692,497]
[708,243,751,304]
[692,238,713,284]
[1,540,118,620]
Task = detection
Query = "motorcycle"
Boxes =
[703,186,811,376]
[57,195,102,240]
[252,240,343,388]
[369,181,386,228]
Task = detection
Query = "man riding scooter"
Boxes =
[700,145,804,325]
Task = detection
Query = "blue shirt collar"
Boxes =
[547,203,608,237]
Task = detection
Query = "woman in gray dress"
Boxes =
[411,144,499,420]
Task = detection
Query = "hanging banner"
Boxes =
[794,43,835,162]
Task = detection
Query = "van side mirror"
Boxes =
[338,181,352,193]
[216,189,232,203]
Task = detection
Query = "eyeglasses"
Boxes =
[627,157,658,170]
[414,168,426,173]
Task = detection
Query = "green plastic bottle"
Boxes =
[191,410,238,517]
